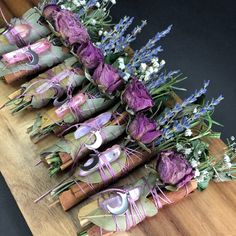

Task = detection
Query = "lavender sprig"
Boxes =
[126,47,163,75]
[98,16,134,53]
[136,25,172,55]
[158,80,210,126]
[98,17,147,55]
[191,95,224,121]
[100,16,134,44]
[77,0,99,16]
[146,70,180,90]
[121,20,147,49]
[126,25,172,74]
[157,95,224,144]
[162,117,191,140]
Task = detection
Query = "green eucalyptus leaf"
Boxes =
[80,98,114,117]
[84,68,94,83]
[105,53,123,65]
[137,174,157,197]
[165,185,177,192]
[137,141,152,153]
[63,113,76,124]
[77,151,127,184]
[88,196,157,232]
[28,114,42,134]
[40,139,71,156]
[197,177,211,191]
[98,125,125,142]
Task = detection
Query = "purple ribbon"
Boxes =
[74,112,112,140]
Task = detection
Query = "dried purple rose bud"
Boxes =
[92,63,123,94]
[128,113,162,144]
[42,4,61,21]
[122,78,154,112]
[53,10,90,45]
[78,42,104,70]
[157,150,194,189]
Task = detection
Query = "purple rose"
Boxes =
[157,150,194,189]
[122,78,154,112]
[78,42,104,70]
[43,4,61,21]
[53,10,90,45]
[128,113,162,144]
[92,63,123,94]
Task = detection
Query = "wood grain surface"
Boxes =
[0,1,236,235]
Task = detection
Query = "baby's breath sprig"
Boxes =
[187,138,236,190]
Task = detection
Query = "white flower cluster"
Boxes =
[118,57,126,70]
[98,29,108,36]
[104,0,117,4]
[191,159,199,168]
[221,154,232,169]
[75,0,86,6]
[229,136,236,153]
[196,170,209,182]
[60,0,116,11]
[117,56,131,81]
[95,2,101,8]
[184,129,192,137]
[176,143,193,156]
[61,0,86,10]
[138,58,165,81]
[176,142,206,180]
[61,5,71,10]
[193,107,198,114]
[90,19,97,25]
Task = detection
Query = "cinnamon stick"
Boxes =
[82,181,198,236]
[59,153,72,164]
[30,0,40,6]
[0,2,13,27]
[8,89,22,100]
[3,0,33,17]
[4,70,33,84]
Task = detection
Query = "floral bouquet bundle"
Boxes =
[2,56,86,113]
[40,1,181,98]
[75,92,236,235]
[0,36,71,83]
[37,81,229,212]
[25,6,183,143]
[77,139,236,235]
[78,177,197,235]
[0,7,50,56]
[28,86,115,143]
[27,61,182,143]
[32,3,189,210]
[0,0,117,85]
[1,1,144,118]
[49,145,156,211]
[39,110,128,176]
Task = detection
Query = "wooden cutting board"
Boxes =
[0,1,236,235]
